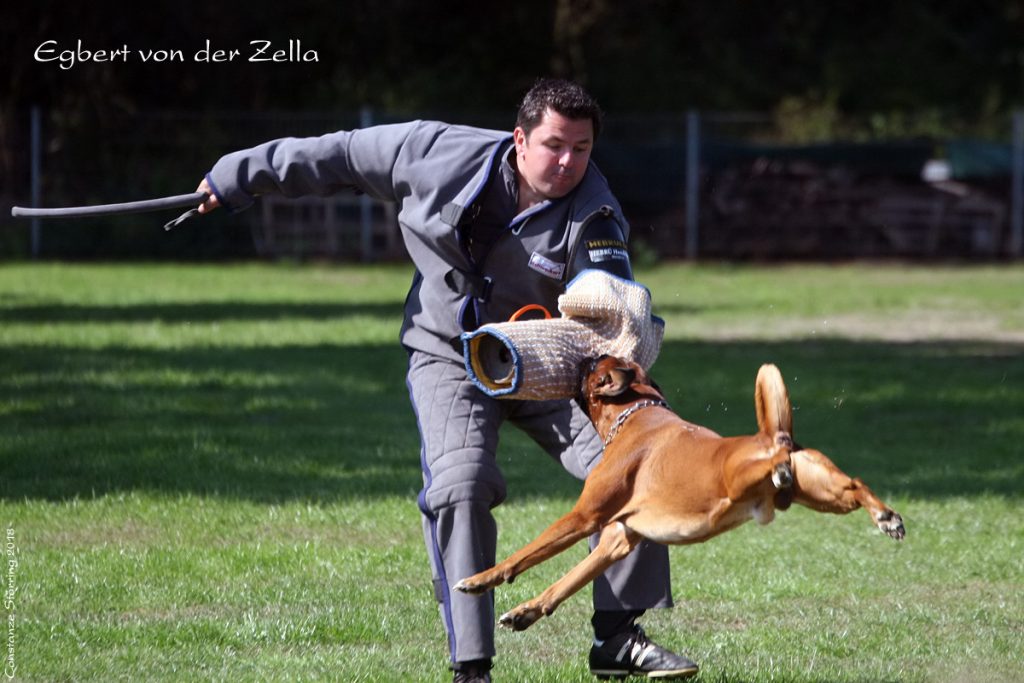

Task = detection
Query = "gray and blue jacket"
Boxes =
[206,120,632,362]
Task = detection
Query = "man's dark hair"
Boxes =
[516,78,603,139]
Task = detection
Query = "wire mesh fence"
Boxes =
[3,106,1021,260]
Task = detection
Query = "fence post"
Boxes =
[30,105,42,259]
[359,105,374,262]
[1011,109,1024,258]
[685,109,700,260]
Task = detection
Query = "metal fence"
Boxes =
[5,106,1023,260]
[687,111,1023,260]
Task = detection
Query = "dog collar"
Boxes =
[604,399,669,446]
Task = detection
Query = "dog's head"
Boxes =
[576,355,663,419]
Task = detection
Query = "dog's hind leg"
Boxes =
[790,448,905,540]
[497,521,643,631]
[720,436,794,503]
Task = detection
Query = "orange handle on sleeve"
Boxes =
[508,304,553,321]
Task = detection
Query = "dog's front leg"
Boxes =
[498,521,643,631]
[454,509,600,595]
[456,457,636,595]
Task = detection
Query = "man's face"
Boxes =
[513,108,594,208]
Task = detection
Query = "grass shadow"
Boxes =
[0,301,399,323]
[2,339,1021,502]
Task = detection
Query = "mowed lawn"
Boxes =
[1,262,1022,682]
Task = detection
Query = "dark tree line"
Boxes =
[4,0,1024,200]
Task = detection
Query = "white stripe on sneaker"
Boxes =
[615,639,632,663]
[633,642,657,667]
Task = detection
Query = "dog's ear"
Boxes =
[594,367,636,397]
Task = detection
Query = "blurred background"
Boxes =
[3,0,1024,261]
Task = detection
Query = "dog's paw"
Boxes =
[453,577,491,595]
[876,510,905,541]
[499,604,543,631]
[772,461,793,490]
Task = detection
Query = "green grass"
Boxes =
[1,262,1022,682]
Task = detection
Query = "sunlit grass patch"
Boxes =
[1,261,1022,681]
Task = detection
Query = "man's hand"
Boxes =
[196,179,221,214]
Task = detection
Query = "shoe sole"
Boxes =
[591,666,699,680]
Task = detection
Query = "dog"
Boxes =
[454,355,905,631]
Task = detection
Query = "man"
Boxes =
[196,79,698,682]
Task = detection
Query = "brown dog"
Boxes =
[455,355,905,631]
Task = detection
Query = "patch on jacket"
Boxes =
[528,252,566,280]
[585,239,630,264]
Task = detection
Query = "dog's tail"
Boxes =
[755,364,793,437]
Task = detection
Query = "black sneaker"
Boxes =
[589,625,699,679]
[452,663,492,683]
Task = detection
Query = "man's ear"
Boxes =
[513,126,527,153]
[593,367,636,397]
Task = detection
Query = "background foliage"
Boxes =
[5,0,1024,194]
[7,1,1024,115]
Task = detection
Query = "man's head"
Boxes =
[515,78,603,140]
[513,79,603,208]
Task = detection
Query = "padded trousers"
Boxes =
[407,351,673,664]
